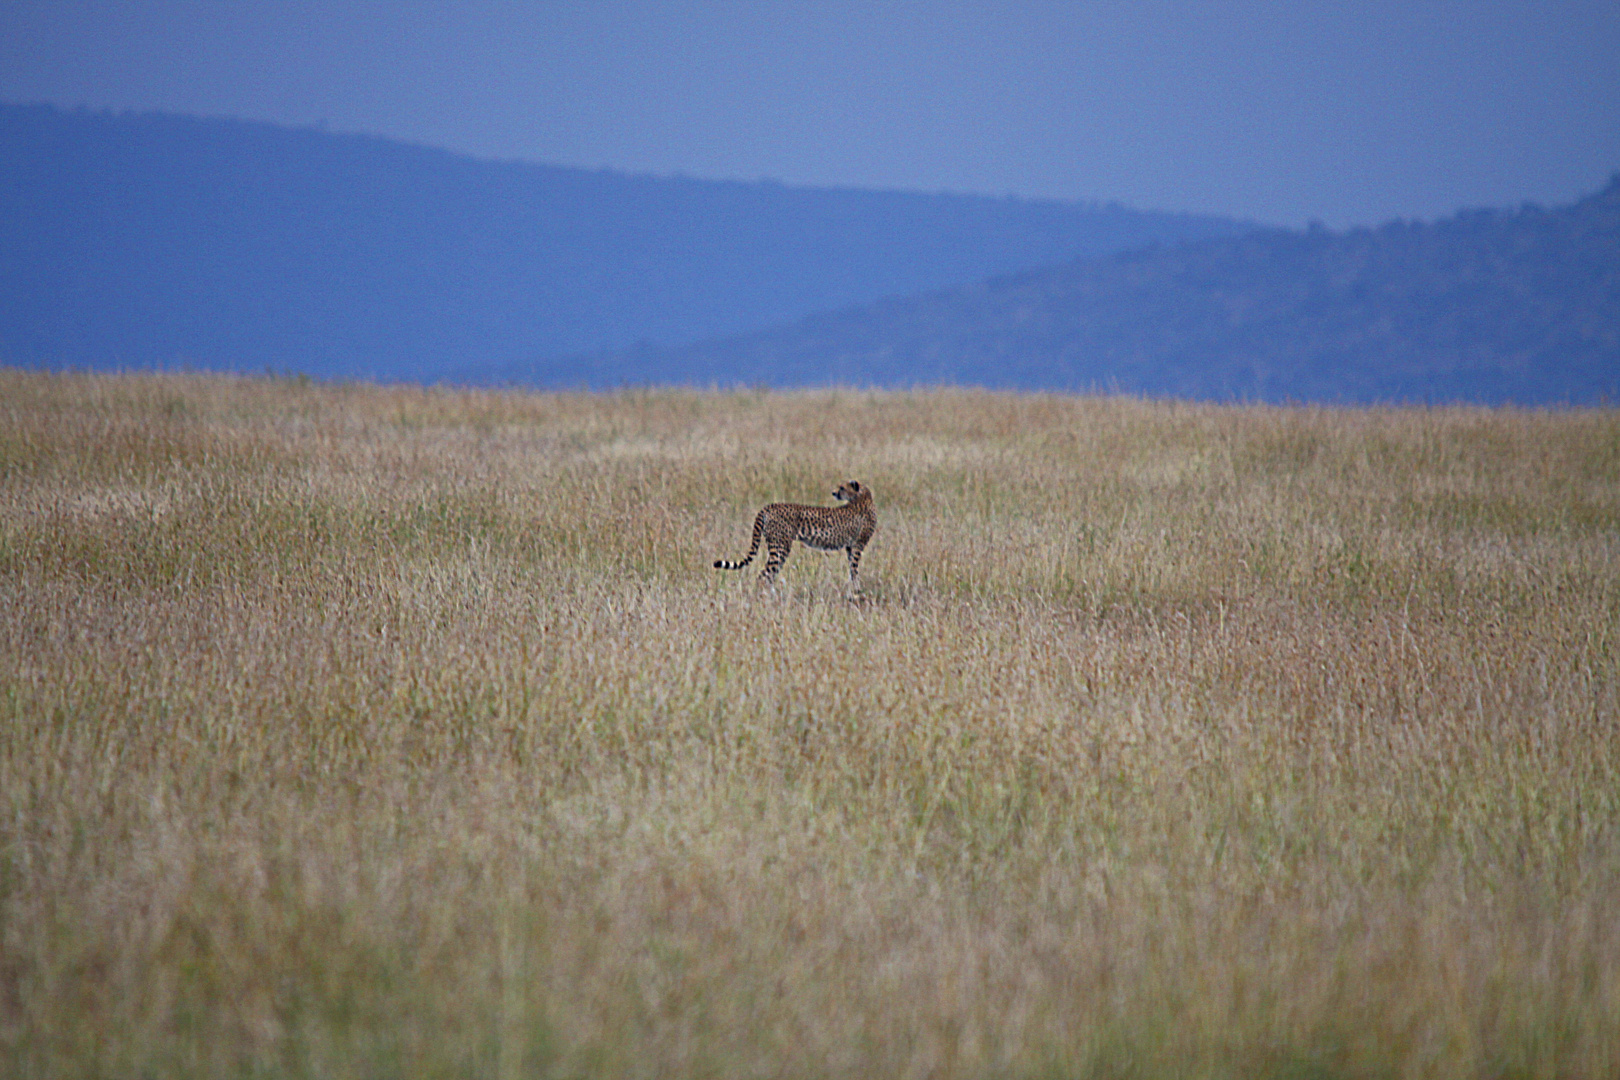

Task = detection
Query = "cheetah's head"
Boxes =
[833,480,866,503]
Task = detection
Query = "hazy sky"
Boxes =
[3,1,1616,227]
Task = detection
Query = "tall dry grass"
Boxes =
[1,369,1617,1078]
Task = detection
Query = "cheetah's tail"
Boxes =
[713,510,765,571]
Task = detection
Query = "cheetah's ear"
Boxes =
[848,480,861,491]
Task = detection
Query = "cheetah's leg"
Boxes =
[845,544,864,592]
[759,538,793,583]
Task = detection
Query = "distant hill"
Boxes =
[565,177,1620,405]
[0,103,1248,382]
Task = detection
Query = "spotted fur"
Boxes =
[714,480,877,589]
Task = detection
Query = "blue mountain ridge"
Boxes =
[0,103,1248,383]
[549,177,1619,405]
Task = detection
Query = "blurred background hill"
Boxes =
[0,103,1244,383]
[5,104,1615,404]
[561,177,1620,404]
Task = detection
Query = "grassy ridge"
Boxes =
[2,371,1618,1078]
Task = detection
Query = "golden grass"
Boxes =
[2,369,1617,1078]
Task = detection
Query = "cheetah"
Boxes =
[714,481,876,590]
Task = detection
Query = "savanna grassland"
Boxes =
[2,370,1618,1079]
